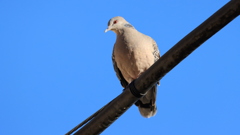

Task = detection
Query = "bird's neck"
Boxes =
[113,29,124,35]
[115,27,135,36]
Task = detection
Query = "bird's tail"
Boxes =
[135,85,157,118]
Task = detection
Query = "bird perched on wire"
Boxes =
[105,16,160,118]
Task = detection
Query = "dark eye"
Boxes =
[113,20,118,24]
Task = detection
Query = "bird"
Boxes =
[105,16,160,118]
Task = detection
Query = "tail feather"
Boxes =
[135,85,157,118]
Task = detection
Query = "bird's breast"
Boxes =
[113,35,155,82]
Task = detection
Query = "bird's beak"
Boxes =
[104,29,109,33]
[104,28,110,33]
[104,26,111,33]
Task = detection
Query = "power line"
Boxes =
[67,0,240,134]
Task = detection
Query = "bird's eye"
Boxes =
[113,20,118,24]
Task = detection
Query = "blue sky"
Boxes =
[0,0,240,135]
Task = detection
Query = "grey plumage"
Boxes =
[105,16,160,118]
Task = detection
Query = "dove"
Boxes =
[105,16,160,118]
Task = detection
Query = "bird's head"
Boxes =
[105,16,133,34]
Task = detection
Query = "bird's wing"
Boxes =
[152,38,160,85]
[112,52,129,88]
[152,39,160,62]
